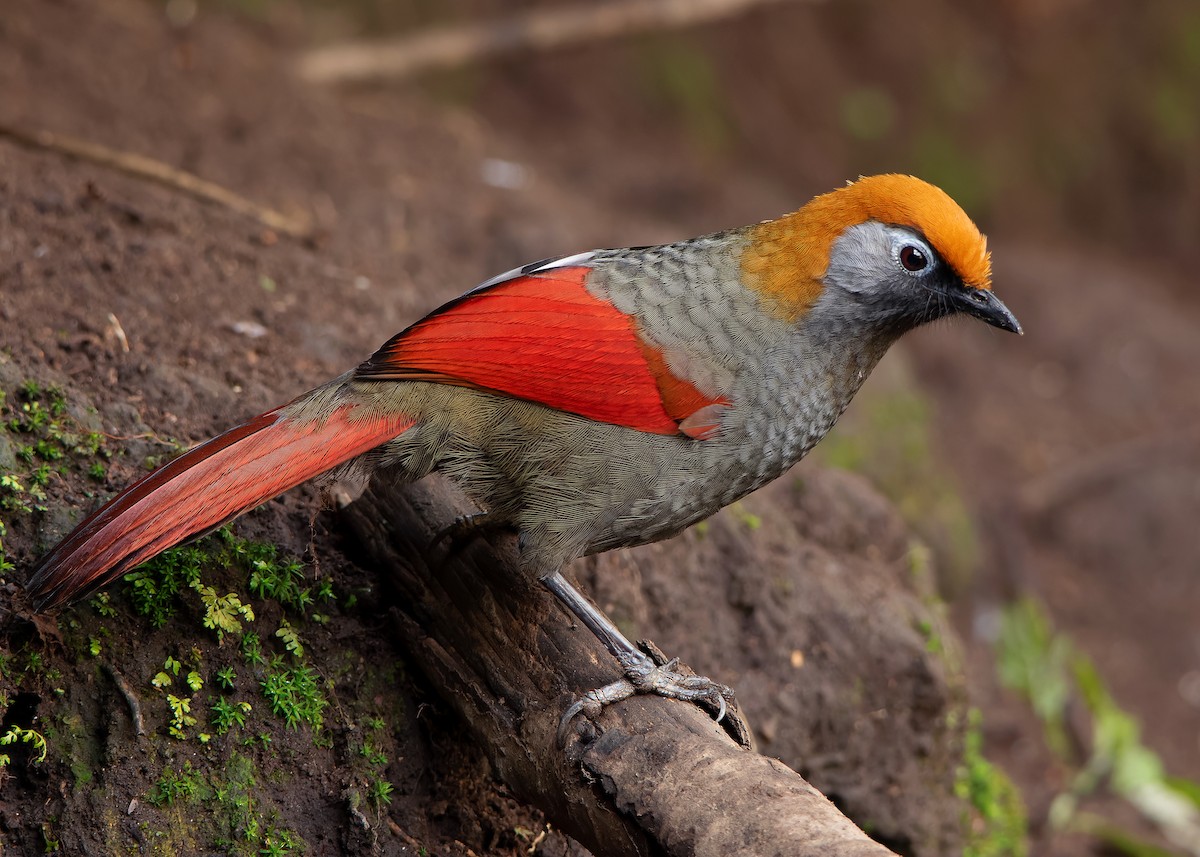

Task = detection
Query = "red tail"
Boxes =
[28,405,414,610]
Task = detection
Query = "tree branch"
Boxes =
[298,0,811,85]
[0,123,312,238]
[338,475,896,857]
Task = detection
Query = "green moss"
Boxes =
[146,753,305,855]
[124,545,209,628]
[55,710,98,787]
[215,666,237,691]
[261,663,327,732]
[119,524,329,637]
[368,775,394,808]
[148,761,209,806]
[237,532,323,615]
[0,380,109,542]
[955,709,1028,857]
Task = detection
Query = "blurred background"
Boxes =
[3,0,1199,855]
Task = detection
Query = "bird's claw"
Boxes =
[620,652,735,721]
[555,678,637,746]
[557,648,748,747]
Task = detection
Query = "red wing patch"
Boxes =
[356,266,726,437]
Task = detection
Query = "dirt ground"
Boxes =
[1,1,1198,855]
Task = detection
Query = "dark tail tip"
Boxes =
[25,410,284,612]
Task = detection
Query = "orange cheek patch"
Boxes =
[739,219,827,323]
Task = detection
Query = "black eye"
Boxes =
[899,244,929,273]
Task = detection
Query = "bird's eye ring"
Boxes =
[899,244,929,273]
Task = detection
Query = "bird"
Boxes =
[27,174,1020,734]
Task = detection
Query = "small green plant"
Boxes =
[185,670,203,692]
[258,827,302,856]
[0,473,41,514]
[88,592,117,618]
[192,580,255,642]
[368,776,394,808]
[211,697,252,735]
[274,620,304,659]
[261,664,327,731]
[359,739,388,768]
[125,544,207,627]
[215,666,237,690]
[0,520,14,575]
[243,541,314,614]
[241,632,265,667]
[152,655,183,688]
[117,525,316,635]
[41,821,60,852]
[997,599,1073,757]
[0,724,49,765]
[150,656,202,739]
[166,693,197,739]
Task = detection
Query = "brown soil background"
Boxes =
[2,1,1198,855]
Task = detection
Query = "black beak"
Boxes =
[955,287,1022,334]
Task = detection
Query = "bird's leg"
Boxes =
[541,570,750,747]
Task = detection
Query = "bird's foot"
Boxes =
[557,641,752,748]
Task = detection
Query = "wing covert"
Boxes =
[356,265,727,437]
